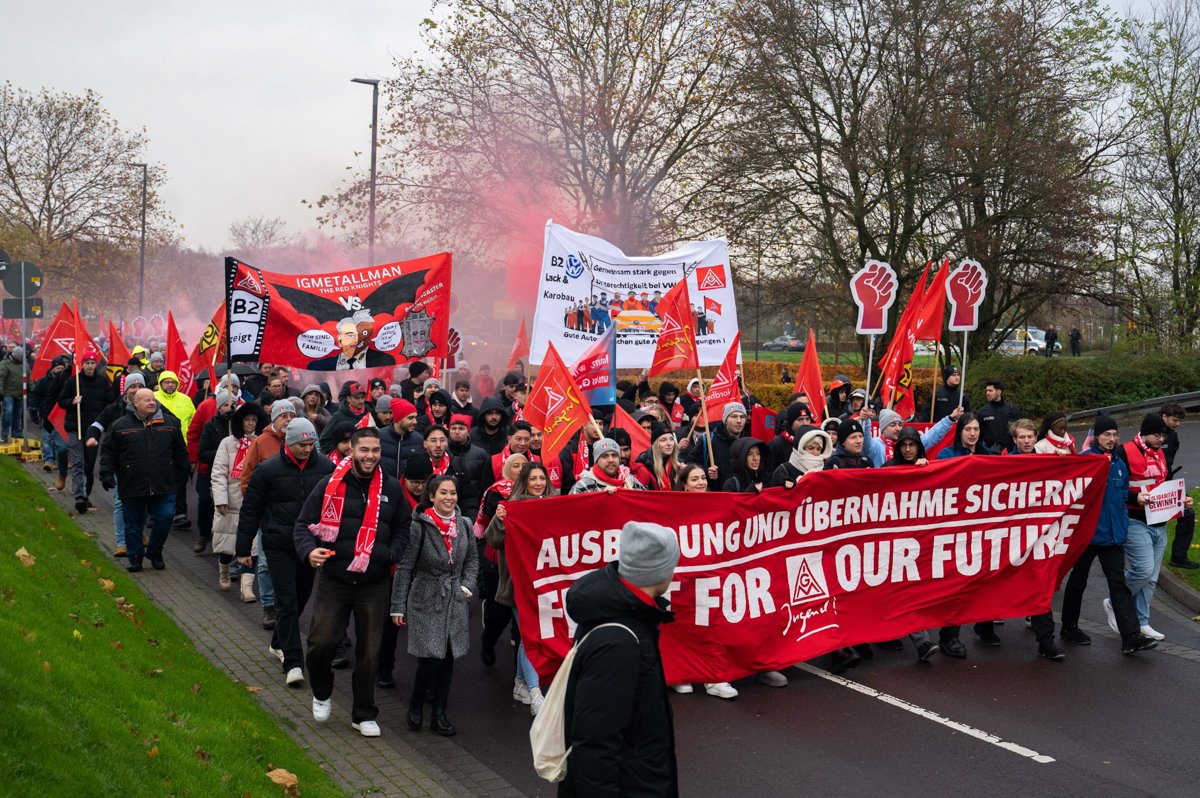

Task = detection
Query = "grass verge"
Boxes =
[746,349,939,367]
[1165,488,1200,594]
[0,457,344,798]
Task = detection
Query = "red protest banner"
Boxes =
[164,312,194,397]
[225,253,452,371]
[505,454,1107,685]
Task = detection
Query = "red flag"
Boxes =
[189,304,227,376]
[48,404,69,441]
[72,299,92,375]
[507,319,530,372]
[357,412,374,429]
[704,296,722,316]
[878,312,916,418]
[649,280,699,377]
[522,342,592,462]
[791,328,825,423]
[876,263,929,373]
[750,404,777,442]
[610,403,652,462]
[106,321,132,383]
[30,303,76,380]
[165,312,195,396]
[704,333,741,416]
[912,259,950,341]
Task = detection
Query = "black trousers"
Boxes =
[264,542,315,671]
[174,470,189,517]
[378,575,400,676]
[1172,507,1195,562]
[195,472,214,539]
[1061,544,1140,642]
[972,614,1054,645]
[411,644,455,714]
[307,574,389,723]
[479,569,513,652]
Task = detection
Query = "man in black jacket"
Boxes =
[447,415,488,521]
[98,388,189,572]
[379,397,424,479]
[59,348,112,514]
[294,427,409,737]
[1162,403,1198,568]
[562,521,679,797]
[684,402,748,490]
[32,355,72,488]
[977,380,1021,453]
[318,380,369,453]
[471,395,511,456]
[932,366,972,422]
[237,418,335,687]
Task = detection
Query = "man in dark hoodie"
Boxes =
[319,380,370,453]
[400,361,431,403]
[471,395,510,456]
[768,402,815,469]
[561,521,679,797]
[685,402,748,490]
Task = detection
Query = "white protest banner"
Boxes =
[530,221,739,369]
[1144,478,1186,525]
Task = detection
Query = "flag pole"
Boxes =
[586,414,605,441]
[696,369,716,467]
[864,334,876,397]
[959,331,969,406]
[929,340,941,422]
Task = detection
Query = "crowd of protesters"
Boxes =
[0,332,1195,767]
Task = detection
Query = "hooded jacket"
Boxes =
[863,413,954,467]
[415,388,453,433]
[0,353,24,398]
[883,426,928,466]
[153,370,196,440]
[470,395,511,456]
[57,367,112,432]
[560,562,678,798]
[318,398,368,453]
[1085,443,1132,546]
[771,426,832,487]
[684,421,745,490]
[721,437,770,493]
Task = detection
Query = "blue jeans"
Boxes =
[1125,518,1167,625]
[112,477,125,549]
[256,529,275,607]
[42,428,68,475]
[512,606,539,690]
[122,493,176,561]
[2,396,23,439]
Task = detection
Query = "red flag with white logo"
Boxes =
[523,342,592,462]
[609,403,652,462]
[165,312,195,396]
[649,280,699,377]
[704,332,741,416]
[507,319,530,372]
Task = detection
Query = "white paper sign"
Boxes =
[529,221,740,368]
[1144,478,1186,525]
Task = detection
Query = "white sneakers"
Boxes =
[756,671,789,688]
[530,687,545,717]
[285,667,304,687]
[703,682,738,699]
[513,678,532,705]
[1102,598,1119,633]
[671,684,694,694]
[1141,625,1166,641]
[353,720,381,737]
[312,696,331,722]
[268,646,284,663]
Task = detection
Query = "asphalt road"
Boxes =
[28,415,1200,797]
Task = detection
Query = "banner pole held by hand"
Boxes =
[586,414,605,441]
[696,369,716,467]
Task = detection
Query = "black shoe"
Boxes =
[127,557,143,573]
[331,654,350,670]
[852,644,874,660]
[973,623,1001,646]
[172,516,192,530]
[1037,642,1066,661]
[86,500,96,510]
[147,552,166,571]
[916,641,940,662]
[431,712,456,737]
[940,638,968,658]
[193,536,210,554]
[876,639,904,652]
[1060,626,1091,645]
[377,673,395,689]
[830,648,861,675]
[75,499,88,514]
[262,606,277,630]
[481,645,496,667]
[406,704,423,731]
[1122,635,1158,655]
[1170,558,1200,570]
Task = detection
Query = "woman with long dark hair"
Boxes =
[936,413,991,459]
[391,475,479,736]
[486,460,556,715]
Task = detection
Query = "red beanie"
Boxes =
[391,398,417,419]
[449,413,473,428]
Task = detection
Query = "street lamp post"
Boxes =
[131,162,148,316]
[351,78,380,267]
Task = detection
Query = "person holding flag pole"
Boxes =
[59,299,110,515]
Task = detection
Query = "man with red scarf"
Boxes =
[490,420,535,480]
[569,438,645,494]
[295,427,410,737]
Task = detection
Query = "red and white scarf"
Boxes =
[1043,430,1077,454]
[424,507,458,563]
[572,431,592,479]
[308,458,384,573]
[474,479,513,538]
[230,435,254,479]
[430,452,451,476]
[590,463,629,488]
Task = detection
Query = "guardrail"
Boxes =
[1067,390,1200,422]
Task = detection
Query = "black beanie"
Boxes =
[1093,414,1118,438]
[648,421,672,444]
[943,365,959,381]
[837,418,864,442]
[408,362,430,379]
[1140,412,1168,436]
[405,451,434,479]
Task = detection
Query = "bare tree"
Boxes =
[229,216,293,251]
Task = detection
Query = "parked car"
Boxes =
[996,327,1062,356]
[763,335,806,352]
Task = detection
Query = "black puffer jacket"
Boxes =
[824,445,873,470]
[98,407,189,499]
[292,469,409,585]
[58,369,112,431]
[561,562,678,798]
[236,450,335,556]
[448,439,489,521]
[684,421,744,490]
[379,424,425,480]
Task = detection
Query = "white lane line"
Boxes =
[795,663,1055,764]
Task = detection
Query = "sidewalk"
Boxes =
[27,462,526,798]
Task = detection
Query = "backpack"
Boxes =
[530,622,639,783]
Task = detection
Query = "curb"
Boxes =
[1159,566,1200,615]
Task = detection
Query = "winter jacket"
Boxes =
[469,395,511,455]
[390,511,479,659]
[933,384,972,422]
[570,467,645,493]
[977,399,1021,453]
[560,562,678,798]
[824,445,872,470]
[448,439,489,521]
[211,430,259,556]
[1086,444,1132,546]
[684,421,744,490]
[239,426,286,494]
[236,449,335,557]
[379,424,425,480]
[631,449,676,491]
[483,503,533,607]
[293,468,410,585]
[0,356,24,398]
[58,369,112,432]
[318,399,368,453]
[720,437,770,492]
[98,406,189,500]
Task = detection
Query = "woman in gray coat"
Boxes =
[391,474,479,736]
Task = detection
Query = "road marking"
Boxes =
[796,663,1055,764]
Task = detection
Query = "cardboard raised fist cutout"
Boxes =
[947,259,987,331]
[850,260,898,334]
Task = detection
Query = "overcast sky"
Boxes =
[6,1,433,252]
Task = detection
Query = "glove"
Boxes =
[101,477,115,492]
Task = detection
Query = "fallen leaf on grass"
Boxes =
[14,547,35,567]
[35,507,45,513]
[194,746,210,762]
[98,578,115,592]
[72,629,82,640]
[147,668,164,676]
[146,637,160,647]
[245,685,262,693]
[191,682,201,695]
[266,768,299,796]
[111,641,124,650]
[146,745,159,760]
[18,627,37,640]
[80,559,91,567]
[42,662,51,672]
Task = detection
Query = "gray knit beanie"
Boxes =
[617,521,680,588]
